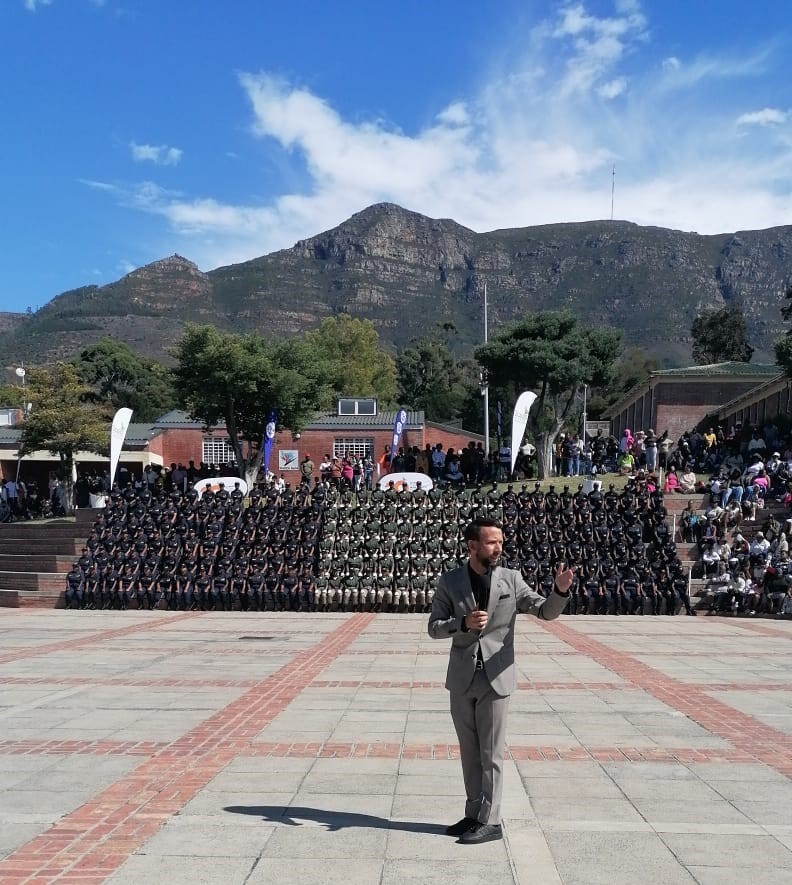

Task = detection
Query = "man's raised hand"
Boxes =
[554,562,575,595]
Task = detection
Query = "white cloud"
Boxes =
[736,108,788,127]
[598,77,627,99]
[550,1,646,97]
[129,141,183,166]
[24,0,53,10]
[87,1,792,273]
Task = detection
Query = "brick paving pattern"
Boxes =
[1,611,791,884]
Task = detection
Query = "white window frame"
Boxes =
[202,436,237,466]
[334,437,375,460]
[337,398,377,416]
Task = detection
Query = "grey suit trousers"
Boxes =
[450,668,509,825]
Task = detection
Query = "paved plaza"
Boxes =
[0,609,791,884]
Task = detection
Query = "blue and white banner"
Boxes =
[389,408,408,465]
[263,410,277,475]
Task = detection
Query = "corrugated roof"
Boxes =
[717,372,789,415]
[125,423,161,446]
[0,428,21,445]
[153,409,208,429]
[651,362,780,378]
[0,424,158,449]
[303,410,425,430]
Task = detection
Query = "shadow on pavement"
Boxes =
[224,804,446,835]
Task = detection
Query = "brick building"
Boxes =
[1,401,484,485]
[603,362,782,441]
[717,372,792,431]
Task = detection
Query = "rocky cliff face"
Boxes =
[4,204,791,366]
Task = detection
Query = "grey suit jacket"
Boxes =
[428,564,568,696]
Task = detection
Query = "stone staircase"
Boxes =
[0,511,94,608]
[665,492,789,612]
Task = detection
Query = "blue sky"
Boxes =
[3,0,791,314]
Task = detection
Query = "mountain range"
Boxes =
[2,202,790,368]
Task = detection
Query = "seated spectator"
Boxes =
[665,467,680,494]
[616,451,635,475]
[445,458,464,487]
[701,540,721,577]
[679,465,698,494]
[777,586,792,618]
[747,429,767,457]
[723,499,742,531]
[679,500,700,541]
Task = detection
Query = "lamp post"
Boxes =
[582,383,588,441]
[482,283,489,457]
[14,365,26,484]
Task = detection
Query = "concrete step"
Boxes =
[0,519,81,535]
[0,539,83,556]
[0,571,66,592]
[0,554,74,574]
[17,589,65,608]
[0,589,18,607]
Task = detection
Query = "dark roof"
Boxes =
[0,428,21,445]
[651,362,780,378]
[425,420,484,442]
[303,410,425,430]
[603,362,783,419]
[153,409,218,430]
[124,423,161,447]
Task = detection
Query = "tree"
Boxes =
[396,338,478,422]
[303,314,397,404]
[476,311,621,478]
[0,383,24,410]
[586,346,660,418]
[19,364,108,513]
[173,325,332,487]
[74,339,176,421]
[691,305,754,364]
[775,285,792,376]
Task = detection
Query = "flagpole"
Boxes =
[483,282,490,458]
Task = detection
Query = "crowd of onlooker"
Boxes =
[661,421,792,618]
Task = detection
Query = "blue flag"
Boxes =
[389,408,408,465]
[263,410,277,475]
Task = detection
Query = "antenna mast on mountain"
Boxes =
[610,164,616,221]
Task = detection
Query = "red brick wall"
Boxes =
[149,423,487,479]
[159,428,207,468]
[655,405,713,443]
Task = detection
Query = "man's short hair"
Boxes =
[464,517,503,542]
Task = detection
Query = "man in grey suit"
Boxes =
[428,516,572,844]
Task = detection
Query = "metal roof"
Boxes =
[650,362,780,378]
[152,409,209,429]
[303,410,425,430]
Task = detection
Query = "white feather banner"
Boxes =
[109,408,133,488]
[510,391,537,474]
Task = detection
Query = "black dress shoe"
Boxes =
[459,822,503,844]
[445,816,478,837]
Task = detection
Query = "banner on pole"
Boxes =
[263,410,277,475]
[389,408,408,465]
[109,408,133,488]
[510,392,537,474]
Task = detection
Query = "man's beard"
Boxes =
[477,552,499,569]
